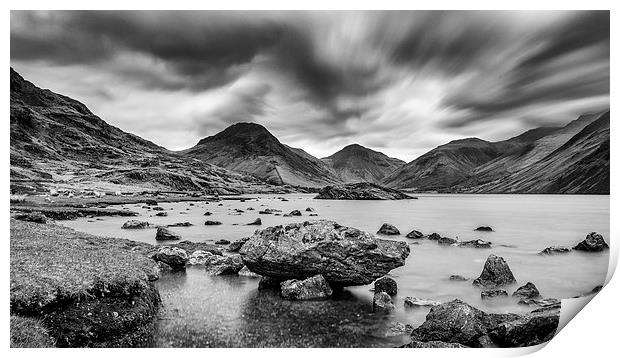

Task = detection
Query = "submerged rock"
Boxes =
[539,246,571,255]
[14,212,50,224]
[512,282,540,299]
[204,220,222,226]
[151,247,188,269]
[144,199,157,206]
[377,223,400,235]
[472,254,516,288]
[481,289,508,300]
[449,275,468,281]
[315,182,413,200]
[374,277,398,296]
[280,274,333,300]
[406,230,424,239]
[247,218,262,225]
[475,226,493,232]
[240,220,410,286]
[573,232,609,252]
[404,297,441,308]
[204,211,212,216]
[489,304,560,347]
[458,239,492,248]
[155,227,181,241]
[373,292,395,312]
[305,207,316,212]
[204,254,244,275]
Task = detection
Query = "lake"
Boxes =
[61,194,610,347]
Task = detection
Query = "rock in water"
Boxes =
[406,230,424,239]
[155,212,168,217]
[481,289,508,300]
[374,277,398,296]
[240,220,410,286]
[475,226,493,232]
[167,222,193,227]
[427,233,441,241]
[288,210,302,216]
[437,236,458,245]
[188,250,215,265]
[280,274,333,300]
[539,246,571,255]
[373,292,395,312]
[449,275,468,281]
[204,220,222,226]
[238,266,261,278]
[151,247,188,269]
[247,218,262,225]
[518,298,560,308]
[573,232,609,252]
[404,297,441,308]
[472,254,516,288]
[215,239,231,245]
[315,182,413,200]
[513,282,541,299]
[489,305,560,347]
[377,223,400,235]
[458,239,492,248]
[155,227,182,241]
[204,254,244,275]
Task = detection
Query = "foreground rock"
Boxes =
[188,250,215,265]
[404,297,441,308]
[573,232,609,252]
[539,246,571,255]
[151,247,188,270]
[406,230,424,239]
[472,254,516,288]
[373,292,395,312]
[204,254,244,275]
[155,227,181,241]
[489,304,560,347]
[315,182,413,200]
[280,274,333,300]
[240,220,410,286]
[238,266,261,278]
[401,341,468,348]
[122,220,150,229]
[512,282,540,299]
[228,237,250,252]
[374,277,397,296]
[377,223,400,235]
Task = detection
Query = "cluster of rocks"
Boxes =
[539,232,608,255]
[376,223,493,249]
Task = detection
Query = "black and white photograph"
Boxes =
[7,7,612,351]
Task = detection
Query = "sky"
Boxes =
[10,10,609,162]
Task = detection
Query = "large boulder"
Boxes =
[377,223,400,235]
[472,254,516,288]
[573,232,609,252]
[239,220,410,286]
[488,305,560,347]
[373,292,395,312]
[314,182,413,200]
[512,282,540,299]
[151,247,188,269]
[374,277,398,296]
[280,274,333,300]
[204,254,244,275]
[155,227,181,241]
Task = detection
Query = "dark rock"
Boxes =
[144,199,157,206]
[449,275,468,281]
[539,246,571,255]
[309,213,318,217]
[373,292,395,312]
[280,274,333,300]
[427,233,441,241]
[155,227,181,241]
[258,277,283,290]
[481,289,508,300]
[489,304,560,347]
[305,207,316,212]
[240,220,410,286]
[472,254,516,288]
[315,182,413,200]
[155,212,167,217]
[512,282,540,299]
[475,226,493,232]
[152,206,164,211]
[204,220,222,225]
[437,236,458,245]
[404,297,441,308]
[288,210,302,216]
[167,222,193,227]
[377,223,400,235]
[14,212,49,224]
[122,220,150,229]
[247,218,262,225]
[204,211,212,216]
[227,237,249,252]
[458,239,492,248]
[374,277,398,296]
[591,285,603,294]
[151,246,188,269]
[573,232,609,252]
[401,341,468,348]
[406,230,424,239]
[204,254,244,275]
[215,239,231,245]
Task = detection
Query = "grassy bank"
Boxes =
[10,219,161,347]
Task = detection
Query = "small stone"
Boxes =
[406,230,424,239]
[373,292,395,312]
[449,275,468,281]
[155,227,181,241]
[475,226,493,232]
[280,274,333,300]
[204,220,222,225]
[374,277,398,296]
[121,220,150,229]
[404,297,441,308]
[247,218,262,225]
[512,282,540,299]
[377,223,400,235]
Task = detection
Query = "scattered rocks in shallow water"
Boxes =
[204,254,244,275]
[488,304,560,347]
[280,274,333,300]
[167,222,193,227]
[427,233,441,241]
[247,218,262,225]
[539,246,571,255]
[155,227,181,241]
[240,220,410,286]
[517,298,559,308]
[258,276,283,290]
[458,239,492,248]
[573,232,609,252]
[227,237,249,252]
[288,210,302,216]
[481,289,508,300]
[374,277,398,296]
[315,182,413,200]
[472,254,516,288]
[401,341,468,348]
[188,250,215,265]
[449,275,468,281]
[204,220,222,226]
[475,226,493,232]
[122,220,150,229]
[14,212,50,224]
[238,266,261,278]
[373,292,395,312]
[512,282,540,299]
[406,230,424,239]
[437,236,458,245]
[151,247,188,269]
[155,212,168,217]
[386,322,414,337]
[215,239,231,245]
[404,297,441,308]
[377,223,400,235]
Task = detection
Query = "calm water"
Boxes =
[62,194,610,347]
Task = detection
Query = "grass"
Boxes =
[10,316,55,348]
[10,219,156,315]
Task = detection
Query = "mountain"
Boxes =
[10,68,276,194]
[321,144,405,184]
[180,123,341,187]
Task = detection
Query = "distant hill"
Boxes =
[9,68,274,194]
[180,122,341,187]
[321,144,405,184]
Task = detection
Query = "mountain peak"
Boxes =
[196,122,277,146]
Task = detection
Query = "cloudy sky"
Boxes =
[10,10,609,161]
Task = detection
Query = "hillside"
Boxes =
[322,144,405,184]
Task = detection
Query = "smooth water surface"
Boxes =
[62,194,610,347]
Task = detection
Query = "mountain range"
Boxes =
[9,68,610,194]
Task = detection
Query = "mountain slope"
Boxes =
[10,68,274,194]
[321,144,405,184]
[180,123,341,187]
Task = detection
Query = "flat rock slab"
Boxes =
[315,182,413,200]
